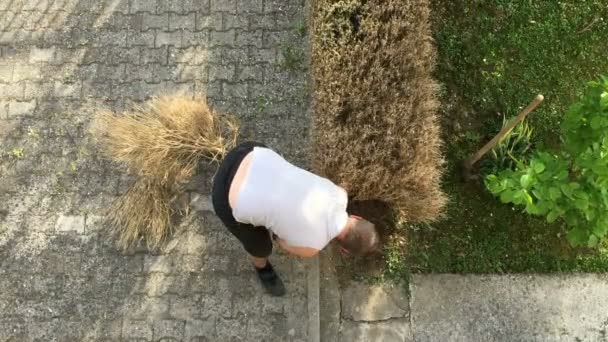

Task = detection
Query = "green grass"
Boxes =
[435,0,608,136]
[398,0,608,274]
[280,43,306,73]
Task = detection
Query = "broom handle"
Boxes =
[463,94,544,169]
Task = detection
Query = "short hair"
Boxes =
[339,218,380,256]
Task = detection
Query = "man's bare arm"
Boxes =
[276,238,319,258]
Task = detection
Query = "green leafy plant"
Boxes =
[8,148,24,158]
[294,21,307,38]
[482,117,534,174]
[280,44,305,72]
[486,76,608,247]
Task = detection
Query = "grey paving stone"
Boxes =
[177,65,208,82]
[339,319,413,342]
[223,82,248,99]
[210,30,236,47]
[216,316,248,340]
[54,214,85,234]
[211,0,236,13]
[411,274,608,342]
[185,318,216,339]
[53,81,81,98]
[0,324,27,341]
[131,0,158,14]
[182,30,210,48]
[8,100,37,118]
[0,64,13,82]
[208,64,235,82]
[168,294,204,320]
[122,295,170,320]
[195,14,223,31]
[249,14,277,31]
[141,47,169,65]
[209,47,248,65]
[143,13,170,31]
[236,29,263,48]
[123,320,153,340]
[29,47,55,63]
[128,31,157,47]
[169,13,196,31]
[341,282,408,322]
[223,13,249,30]
[108,47,142,64]
[0,83,25,99]
[156,31,183,48]
[238,0,264,14]
[189,193,213,212]
[153,320,185,340]
[88,319,124,340]
[0,101,8,119]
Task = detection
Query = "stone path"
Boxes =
[0,0,313,341]
[320,250,412,342]
[411,274,608,342]
[321,260,608,342]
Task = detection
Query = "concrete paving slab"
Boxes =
[341,282,408,322]
[340,319,413,342]
[411,274,608,342]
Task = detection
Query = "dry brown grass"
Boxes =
[92,95,240,250]
[93,95,239,186]
[311,0,446,222]
[105,178,175,251]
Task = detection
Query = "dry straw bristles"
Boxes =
[93,95,240,251]
[311,0,446,222]
[94,95,239,186]
[106,178,174,251]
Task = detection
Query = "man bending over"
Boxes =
[212,142,379,296]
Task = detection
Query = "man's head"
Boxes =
[337,216,380,257]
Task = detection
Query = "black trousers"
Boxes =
[211,141,274,258]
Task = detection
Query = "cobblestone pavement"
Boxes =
[0,0,312,340]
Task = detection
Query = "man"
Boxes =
[212,142,379,296]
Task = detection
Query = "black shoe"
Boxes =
[255,262,286,297]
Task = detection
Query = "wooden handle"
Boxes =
[463,95,544,169]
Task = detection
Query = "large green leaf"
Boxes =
[549,187,562,200]
[600,91,608,110]
[566,227,589,247]
[556,170,569,180]
[520,174,532,188]
[588,235,599,248]
[531,159,546,173]
[564,212,579,227]
[574,198,589,211]
[546,210,561,223]
[590,116,602,130]
[523,190,533,205]
[592,222,608,237]
[500,190,515,203]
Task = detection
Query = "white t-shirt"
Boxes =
[232,147,349,250]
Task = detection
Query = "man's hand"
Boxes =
[275,237,319,258]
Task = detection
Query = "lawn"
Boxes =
[403,0,608,275]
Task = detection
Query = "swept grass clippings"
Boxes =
[311,0,446,222]
[92,95,240,251]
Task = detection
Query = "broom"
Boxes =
[92,94,240,251]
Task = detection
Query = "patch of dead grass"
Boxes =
[311,0,446,222]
